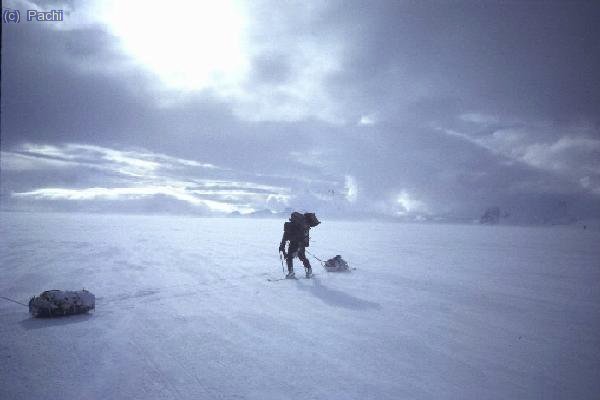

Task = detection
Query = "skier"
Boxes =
[279,212,320,279]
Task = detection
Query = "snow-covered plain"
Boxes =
[1,212,599,400]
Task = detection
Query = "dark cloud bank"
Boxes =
[1,0,599,224]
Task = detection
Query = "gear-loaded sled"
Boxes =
[324,255,350,272]
[29,289,95,318]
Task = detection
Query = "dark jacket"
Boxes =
[282,220,309,247]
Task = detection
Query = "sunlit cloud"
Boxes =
[12,181,294,214]
[396,190,427,215]
[11,143,218,178]
[5,142,362,214]
[344,175,358,203]
[85,0,343,122]
[358,114,376,126]
[13,186,256,213]
[98,0,249,92]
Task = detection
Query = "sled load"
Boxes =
[324,255,350,272]
[28,289,95,318]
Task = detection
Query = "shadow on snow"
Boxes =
[295,277,380,311]
[20,313,95,330]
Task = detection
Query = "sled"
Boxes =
[29,289,95,318]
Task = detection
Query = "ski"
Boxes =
[267,274,316,282]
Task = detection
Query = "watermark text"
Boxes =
[2,8,64,23]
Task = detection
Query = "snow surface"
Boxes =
[1,212,599,400]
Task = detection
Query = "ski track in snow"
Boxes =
[1,212,600,400]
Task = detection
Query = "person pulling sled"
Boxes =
[279,212,320,279]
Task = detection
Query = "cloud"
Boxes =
[520,136,600,173]
[439,119,600,195]
[3,142,379,215]
[358,115,376,126]
[459,113,499,125]
[43,0,347,123]
[1,151,80,171]
[389,190,427,217]
[4,143,298,214]
[12,186,254,213]
[344,175,358,203]
[5,143,218,177]
[2,0,600,221]
[228,1,345,122]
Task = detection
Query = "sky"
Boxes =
[1,0,599,222]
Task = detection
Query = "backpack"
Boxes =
[284,220,306,242]
[304,212,320,227]
[290,212,305,224]
[284,212,311,244]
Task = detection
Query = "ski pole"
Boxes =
[279,251,286,275]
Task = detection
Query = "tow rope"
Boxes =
[305,249,326,267]
[0,296,28,307]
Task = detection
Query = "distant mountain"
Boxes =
[242,209,284,218]
[480,207,500,225]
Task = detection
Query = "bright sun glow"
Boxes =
[101,0,248,91]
